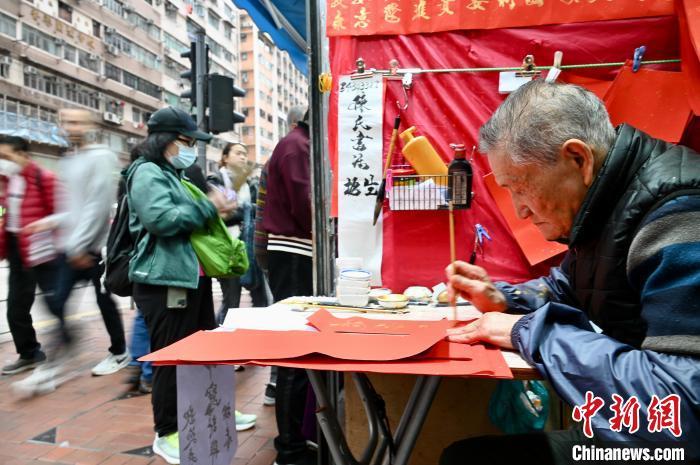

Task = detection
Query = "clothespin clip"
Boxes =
[351,57,375,80]
[545,51,563,82]
[515,55,538,78]
[632,46,646,73]
[469,224,492,265]
[386,59,403,81]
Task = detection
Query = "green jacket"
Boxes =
[126,159,217,289]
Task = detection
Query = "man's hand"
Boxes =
[23,218,56,235]
[446,312,523,349]
[446,261,508,312]
[68,253,95,269]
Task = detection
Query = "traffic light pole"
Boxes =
[194,28,208,171]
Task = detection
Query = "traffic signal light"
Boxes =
[180,42,197,105]
[207,75,246,134]
[180,42,209,106]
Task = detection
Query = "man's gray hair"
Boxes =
[287,106,306,128]
[479,80,616,165]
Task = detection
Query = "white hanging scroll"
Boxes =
[337,74,384,286]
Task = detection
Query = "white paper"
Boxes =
[178,365,237,465]
[498,71,535,94]
[219,305,316,331]
[337,75,384,286]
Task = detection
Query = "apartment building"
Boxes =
[239,12,308,164]
[0,0,242,172]
[0,0,162,167]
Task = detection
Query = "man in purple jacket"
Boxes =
[263,110,316,465]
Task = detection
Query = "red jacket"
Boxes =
[0,162,57,267]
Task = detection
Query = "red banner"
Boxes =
[326,0,673,37]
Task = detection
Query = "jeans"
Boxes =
[268,251,313,464]
[49,254,126,355]
[128,309,152,382]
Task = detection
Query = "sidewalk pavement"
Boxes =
[0,291,278,465]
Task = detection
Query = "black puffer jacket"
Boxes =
[563,124,700,347]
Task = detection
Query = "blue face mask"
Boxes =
[169,142,197,169]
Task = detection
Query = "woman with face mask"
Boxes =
[125,107,228,464]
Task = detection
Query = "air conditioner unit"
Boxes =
[103,111,122,125]
[127,137,140,145]
[105,27,116,35]
[166,60,175,69]
[54,38,65,46]
[106,45,120,56]
[24,65,39,74]
[87,53,99,61]
[1,56,12,65]
[164,46,171,54]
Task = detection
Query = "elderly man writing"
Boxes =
[442,80,699,464]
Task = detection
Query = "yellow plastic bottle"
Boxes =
[399,127,448,184]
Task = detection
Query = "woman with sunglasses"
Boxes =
[125,107,228,464]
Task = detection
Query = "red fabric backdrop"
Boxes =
[328,16,681,292]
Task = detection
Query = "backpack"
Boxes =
[104,173,137,296]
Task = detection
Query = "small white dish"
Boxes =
[336,282,371,294]
[377,294,409,309]
[339,269,372,281]
[338,293,370,307]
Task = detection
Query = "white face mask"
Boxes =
[0,159,21,176]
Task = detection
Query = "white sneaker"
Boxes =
[235,410,257,431]
[152,432,180,464]
[91,350,131,376]
[12,364,60,398]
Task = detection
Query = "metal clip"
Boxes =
[396,72,412,110]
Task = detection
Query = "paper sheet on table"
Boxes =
[142,319,452,363]
[177,365,237,465]
[220,305,314,331]
[306,308,457,335]
[603,64,691,143]
[483,173,567,265]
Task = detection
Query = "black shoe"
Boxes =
[274,450,317,465]
[263,383,276,406]
[2,351,47,375]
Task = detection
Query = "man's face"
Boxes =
[225,145,248,169]
[59,109,94,145]
[489,145,592,242]
[0,144,27,166]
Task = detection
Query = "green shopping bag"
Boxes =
[181,180,249,278]
[488,380,550,434]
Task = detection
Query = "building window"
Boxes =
[242,126,249,136]
[22,25,61,57]
[241,52,247,61]
[105,62,121,81]
[58,1,73,23]
[242,107,249,116]
[194,2,205,18]
[103,0,125,17]
[223,22,232,40]
[92,20,101,38]
[163,32,188,54]
[78,49,100,73]
[0,12,16,38]
[208,10,220,30]
[132,107,141,123]
[241,71,248,83]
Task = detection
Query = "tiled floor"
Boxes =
[0,292,278,465]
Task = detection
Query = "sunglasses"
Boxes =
[176,137,196,147]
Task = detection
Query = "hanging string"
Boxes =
[353,59,680,78]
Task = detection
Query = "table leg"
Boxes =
[392,376,442,465]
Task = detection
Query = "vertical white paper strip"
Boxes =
[337,74,384,286]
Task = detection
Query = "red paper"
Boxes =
[603,64,691,143]
[326,0,672,38]
[307,309,453,335]
[143,320,452,363]
[483,173,567,266]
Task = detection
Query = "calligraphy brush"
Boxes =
[372,115,401,225]
[448,200,458,323]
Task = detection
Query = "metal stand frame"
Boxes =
[308,370,442,465]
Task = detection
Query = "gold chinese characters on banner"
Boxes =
[326,0,673,36]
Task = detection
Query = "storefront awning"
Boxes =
[231,0,308,76]
[0,111,69,147]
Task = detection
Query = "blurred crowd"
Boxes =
[0,103,314,465]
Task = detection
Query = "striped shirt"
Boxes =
[267,234,312,257]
